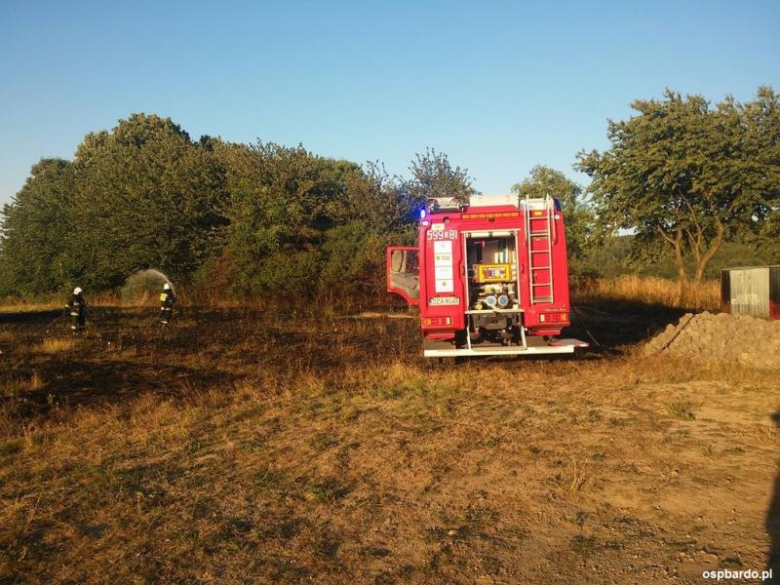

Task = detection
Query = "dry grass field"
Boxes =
[0,293,778,583]
[573,275,721,311]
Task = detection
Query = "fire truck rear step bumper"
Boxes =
[424,338,588,358]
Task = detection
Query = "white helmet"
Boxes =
[73,287,82,295]
[163,283,171,291]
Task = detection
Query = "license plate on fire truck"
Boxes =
[429,297,459,306]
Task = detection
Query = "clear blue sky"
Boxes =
[1,0,778,206]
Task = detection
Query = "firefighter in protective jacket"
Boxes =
[160,283,176,325]
[66,287,87,333]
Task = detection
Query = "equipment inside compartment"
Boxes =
[465,235,519,311]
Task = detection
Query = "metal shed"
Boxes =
[720,265,780,320]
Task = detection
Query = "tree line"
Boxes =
[0,115,474,301]
[1,86,778,302]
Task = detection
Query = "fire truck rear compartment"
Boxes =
[464,232,523,345]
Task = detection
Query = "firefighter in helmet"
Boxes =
[66,287,87,333]
[159,282,176,325]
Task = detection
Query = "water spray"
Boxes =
[120,269,176,305]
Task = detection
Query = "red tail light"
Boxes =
[539,312,569,323]
[422,316,452,326]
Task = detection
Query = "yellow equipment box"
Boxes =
[473,263,512,283]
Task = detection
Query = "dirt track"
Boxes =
[0,306,778,583]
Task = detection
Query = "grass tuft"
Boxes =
[39,337,75,353]
[664,401,698,421]
[29,371,44,391]
[0,438,25,457]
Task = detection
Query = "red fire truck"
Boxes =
[387,194,587,358]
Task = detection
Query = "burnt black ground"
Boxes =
[0,302,686,424]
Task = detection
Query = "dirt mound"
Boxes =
[644,311,780,368]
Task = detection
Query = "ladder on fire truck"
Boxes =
[523,194,555,304]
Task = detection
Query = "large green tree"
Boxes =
[406,148,477,206]
[0,158,76,296]
[0,114,466,301]
[577,87,780,296]
[213,142,415,298]
[511,165,594,257]
[70,114,229,288]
